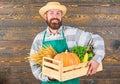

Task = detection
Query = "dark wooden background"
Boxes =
[0,0,120,84]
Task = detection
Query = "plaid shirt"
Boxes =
[29,25,105,81]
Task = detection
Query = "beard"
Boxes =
[46,18,62,30]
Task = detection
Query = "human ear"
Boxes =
[44,13,47,20]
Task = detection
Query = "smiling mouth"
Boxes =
[51,20,59,23]
[50,18,60,23]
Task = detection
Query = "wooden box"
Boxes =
[42,57,103,82]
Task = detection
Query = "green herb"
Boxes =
[71,46,94,62]
[71,46,87,62]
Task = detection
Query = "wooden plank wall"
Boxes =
[0,0,120,84]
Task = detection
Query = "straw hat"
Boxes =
[39,2,67,19]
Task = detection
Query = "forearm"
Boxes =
[29,34,49,81]
[92,34,105,63]
[29,60,50,81]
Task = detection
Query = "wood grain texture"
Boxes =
[0,0,120,84]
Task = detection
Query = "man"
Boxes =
[29,2,105,84]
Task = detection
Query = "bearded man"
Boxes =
[29,2,105,84]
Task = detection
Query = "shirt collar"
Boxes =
[46,26,63,36]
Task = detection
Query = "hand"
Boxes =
[48,77,56,81]
[87,60,99,76]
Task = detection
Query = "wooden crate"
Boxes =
[42,57,103,82]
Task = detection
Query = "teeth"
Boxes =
[52,20,58,23]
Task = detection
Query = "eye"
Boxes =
[57,11,62,15]
[57,12,60,14]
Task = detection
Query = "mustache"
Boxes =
[50,18,60,22]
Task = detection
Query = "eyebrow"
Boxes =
[45,10,63,15]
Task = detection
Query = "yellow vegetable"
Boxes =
[83,53,88,62]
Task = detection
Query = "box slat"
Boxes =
[61,63,103,81]
[42,66,60,80]
[62,62,87,72]
[62,67,88,81]
[43,61,60,70]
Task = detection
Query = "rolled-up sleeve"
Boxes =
[91,34,105,63]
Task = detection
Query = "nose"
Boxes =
[53,13,58,18]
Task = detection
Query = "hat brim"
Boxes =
[39,5,67,19]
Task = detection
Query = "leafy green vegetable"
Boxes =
[88,52,94,61]
[71,46,87,62]
[71,46,94,62]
